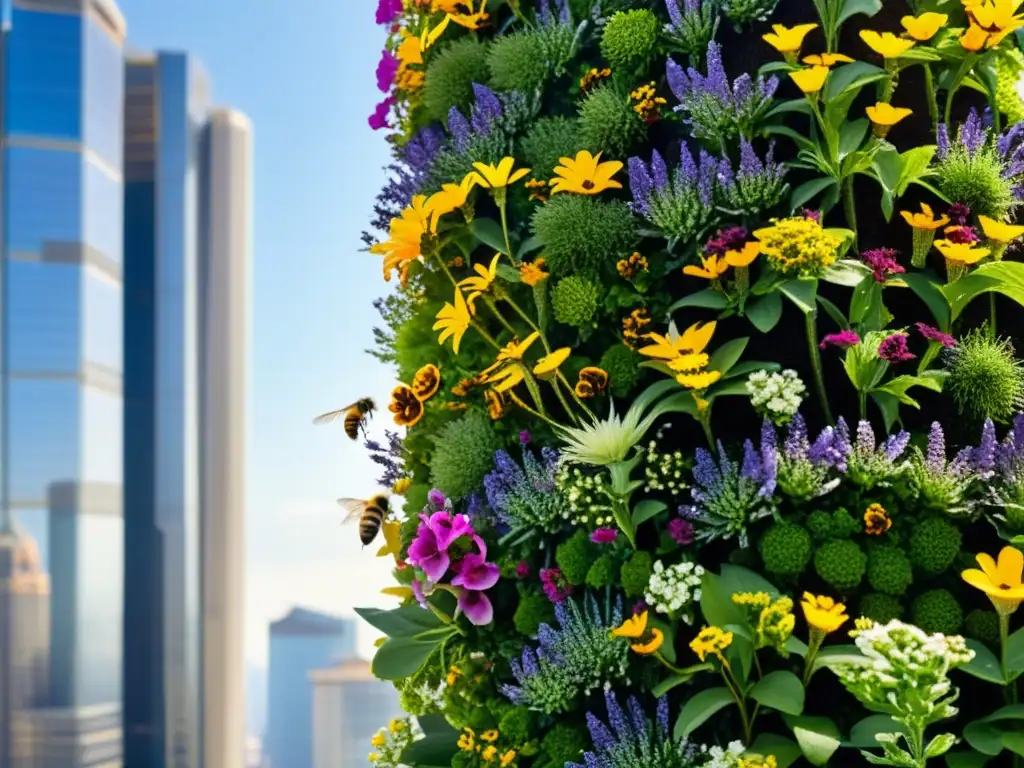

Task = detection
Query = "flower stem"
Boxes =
[507,390,561,428]
[805,312,835,425]
[483,296,518,336]
[722,665,754,745]
[559,374,595,420]
[924,65,938,132]
[802,630,824,687]
[858,390,867,422]
[1001,612,1017,704]
[842,175,858,245]
[497,195,519,266]
[503,295,550,352]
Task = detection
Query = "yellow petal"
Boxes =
[381,586,414,599]
[790,65,830,94]
[977,552,1001,584]
[998,546,1024,587]
[678,321,717,353]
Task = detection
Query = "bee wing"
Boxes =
[313,407,353,426]
[336,498,366,524]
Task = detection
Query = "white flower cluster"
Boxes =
[556,465,614,526]
[746,369,806,425]
[698,740,746,768]
[645,560,705,621]
[643,439,688,494]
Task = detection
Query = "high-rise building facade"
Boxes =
[0,0,126,765]
[264,609,358,768]
[309,660,400,768]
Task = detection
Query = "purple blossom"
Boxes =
[784,413,810,460]
[916,323,957,348]
[862,248,905,282]
[879,333,916,363]
[376,49,399,92]
[945,225,980,245]
[410,578,428,608]
[961,108,987,156]
[948,202,971,226]
[820,330,861,350]
[540,568,572,604]
[407,525,451,582]
[665,0,683,25]
[704,226,748,256]
[368,97,395,131]
[627,156,653,216]
[470,83,502,136]
[632,600,648,616]
[926,422,947,472]
[668,517,694,544]
[884,431,911,461]
[365,429,408,488]
[447,106,472,151]
[519,430,531,446]
[590,528,618,544]
[936,123,950,160]
[375,0,403,24]
[515,561,530,579]
[427,488,448,509]
[451,552,500,591]
[651,149,670,191]
[972,419,998,478]
[804,208,822,223]
[457,588,494,626]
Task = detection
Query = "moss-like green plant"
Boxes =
[552,276,601,328]
[555,528,596,585]
[907,517,963,575]
[995,48,1024,124]
[487,30,550,92]
[620,550,653,597]
[965,608,1000,647]
[859,593,904,624]
[944,328,1024,423]
[759,522,812,578]
[600,344,640,398]
[936,136,1017,219]
[600,10,660,73]
[578,84,645,158]
[911,589,963,635]
[866,546,913,597]
[814,539,866,592]
[531,195,637,277]
[424,38,491,122]
[513,592,555,637]
[429,411,502,499]
[520,116,582,178]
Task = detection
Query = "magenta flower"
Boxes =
[376,50,399,93]
[540,568,573,604]
[375,0,403,25]
[410,578,428,608]
[407,525,451,583]
[948,203,970,225]
[590,528,618,544]
[945,225,980,245]
[368,97,395,131]
[803,209,822,223]
[457,588,494,626]
[451,552,500,591]
[862,248,905,283]
[820,330,861,350]
[421,510,473,551]
[916,322,956,348]
[632,600,648,616]
[515,561,531,579]
[428,488,448,508]
[519,430,532,446]
[667,518,694,544]
[878,333,916,363]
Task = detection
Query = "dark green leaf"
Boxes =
[790,177,838,211]
[355,605,443,638]
[632,500,668,527]
[872,147,902,195]
[674,687,735,739]
[899,272,951,331]
[723,360,781,379]
[847,715,908,748]
[839,118,870,158]
[413,626,460,643]
[872,373,944,407]
[896,145,937,195]
[746,293,783,333]
[786,635,809,657]
[779,279,818,314]
[669,289,731,313]
[786,715,842,766]
[962,639,1007,684]
[766,98,814,118]
[402,733,459,766]
[417,714,457,736]
[824,61,887,102]
[719,564,781,597]
[517,234,544,259]
[811,644,867,674]
[871,392,901,433]
[699,571,746,628]
[964,720,1005,756]
[1006,628,1024,674]
[946,749,994,767]
[372,637,439,680]
[816,295,850,330]
[750,671,805,715]
[651,664,713,696]
[750,734,803,768]
[709,337,748,375]
[469,218,508,254]
[850,279,880,325]
[943,261,1024,321]
[836,0,882,25]
[496,264,521,283]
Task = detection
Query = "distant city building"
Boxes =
[0,0,127,765]
[310,660,400,768]
[264,609,358,768]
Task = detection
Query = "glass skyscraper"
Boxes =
[0,0,126,764]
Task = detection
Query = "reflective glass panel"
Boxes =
[83,18,123,167]
[82,266,122,372]
[5,146,82,254]
[81,387,122,486]
[7,378,80,504]
[83,159,123,266]
[6,260,80,374]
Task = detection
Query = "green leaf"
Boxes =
[964,721,1005,756]
[724,360,782,380]
[750,734,803,768]
[872,147,902,196]
[824,61,887,102]
[1006,627,1024,674]
[719,563,781,597]
[750,670,805,715]
[355,605,443,638]
[848,715,909,748]
[699,572,746,628]
[898,47,942,62]
[786,715,842,766]
[944,261,1024,321]
[632,500,668,527]
[779,279,818,314]
[836,0,882,25]
[945,750,993,767]
[850,279,880,326]
[709,337,748,376]
[790,177,837,211]
[469,218,508,254]
[496,264,521,283]
[816,295,850,330]
[896,145,937,195]
[412,626,461,642]
[872,373,943,407]
[839,118,869,158]
[674,687,735,739]
[651,663,714,696]
[962,639,1007,684]
[822,259,871,287]
[746,293,783,333]
[417,714,457,736]
[372,636,439,680]
[402,733,459,766]
[786,635,809,657]
[517,234,544,259]
[926,734,959,760]
[669,288,730,313]
[766,98,814,119]
[811,644,866,674]
[871,391,902,433]
[899,272,951,331]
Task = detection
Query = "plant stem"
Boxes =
[802,630,824,687]
[991,293,998,338]
[842,175,858,245]
[504,295,550,352]
[698,405,715,447]
[858,391,867,422]
[1000,612,1018,705]
[924,65,938,132]
[471,320,502,350]
[507,390,561,427]
[497,195,519,266]
[722,665,754,744]
[483,297,518,336]
[805,312,835,425]
[559,374,595,420]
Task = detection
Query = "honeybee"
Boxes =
[313,398,375,440]
[337,494,390,547]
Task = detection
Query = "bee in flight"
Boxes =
[313,397,375,440]
[337,494,389,547]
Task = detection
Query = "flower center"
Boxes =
[582,179,595,190]
[1000,583,1013,590]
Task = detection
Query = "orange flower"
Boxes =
[411,364,441,401]
[389,385,424,427]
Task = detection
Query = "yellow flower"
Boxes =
[864,503,891,536]
[482,745,498,762]
[480,730,499,743]
[900,202,949,230]
[397,34,424,68]
[500,750,517,767]
[866,102,912,127]
[458,728,476,752]
[433,287,473,354]
[962,545,1024,615]
[611,611,648,639]
[371,733,387,748]
[520,258,549,286]
[632,628,664,654]
[725,241,761,268]
[852,617,875,635]
[468,157,531,189]
[753,217,839,276]
[390,477,412,495]
[481,333,541,393]
[458,253,501,307]
[801,593,848,634]
[446,665,462,686]
[427,175,475,229]
[373,636,387,647]
[389,718,405,734]
[763,23,818,54]
[674,370,722,389]
[411,364,441,401]
[610,610,664,653]
[533,348,571,380]
[525,178,548,202]
[739,756,778,768]
[934,239,990,264]
[376,520,403,562]
[789,65,830,94]
[389,385,424,428]
[497,332,541,362]
[639,321,717,361]
[901,12,948,40]
[802,52,854,67]
[369,753,381,762]
[965,0,1024,47]
[980,215,1024,244]
[420,13,452,50]
[962,23,990,51]
[484,389,506,420]
[449,0,489,29]
[859,29,916,58]
[690,626,734,662]
[683,254,731,280]
[549,150,624,195]
[575,367,609,398]
[370,195,433,281]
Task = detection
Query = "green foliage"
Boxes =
[514,592,555,637]
[498,707,533,744]
[578,84,646,158]
[759,522,812,578]
[429,411,503,500]
[866,546,913,597]
[520,116,582,178]
[806,508,860,542]
[487,30,550,92]
[936,137,1017,219]
[555,528,597,585]
[814,539,867,593]
[995,48,1024,124]
[859,593,904,624]
[586,553,621,588]
[600,344,641,398]
[945,328,1024,423]
[552,276,601,328]
[908,517,963,576]
[600,10,660,73]
[965,609,1001,647]
[531,195,638,277]
[424,38,491,122]
[621,550,654,598]
[540,722,589,766]
[911,589,964,635]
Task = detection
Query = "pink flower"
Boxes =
[667,518,694,544]
[632,600,648,616]
[519,430,531,446]
[407,525,450,582]
[451,552,500,591]
[457,588,494,626]
[368,97,395,131]
[590,527,618,544]
[410,578,429,607]
[428,488,448,508]
[376,50,399,93]
[804,209,822,223]
[878,333,916,363]
[916,322,956,348]
[421,510,473,552]
[375,0,403,25]
[515,561,531,579]
[540,568,572,604]
[820,330,860,350]
[945,225,980,245]
[861,248,905,283]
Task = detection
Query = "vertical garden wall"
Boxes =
[359,1,1024,766]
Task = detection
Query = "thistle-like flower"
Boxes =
[663,0,719,57]
[717,139,789,216]
[483,446,565,532]
[904,422,977,516]
[628,147,723,245]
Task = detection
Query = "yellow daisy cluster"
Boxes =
[690,625,734,662]
[753,216,840,278]
[630,82,667,124]
[732,592,796,654]
[456,727,517,766]
[639,321,722,390]
[616,251,649,279]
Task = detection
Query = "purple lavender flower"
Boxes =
[447,106,472,151]
[470,83,502,136]
[937,122,950,160]
[862,248,905,282]
[909,421,977,513]
[627,156,653,216]
[719,139,788,214]
[484,447,563,531]
[820,330,861,350]
[972,419,998,479]
[519,430,531,446]
[916,323,956,348]
[961,108,987,156]
[569,692,679,768]
[927,422,947,472]
[879,333,916,363]
[627,147,722,240]
[365,429,409,488]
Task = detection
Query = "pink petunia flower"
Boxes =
[450,552,500,591]
[407,525,450,583]
[376,50,399,93]
[819,330,860,350]
[590,527,618,544]
[915,322,956,348]
[457,588,494,626]
[420,510,473,552]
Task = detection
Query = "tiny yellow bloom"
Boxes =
[480,730,499,743]
[725,241,761,268]
[789,65,830,94]
[458,253,501,307]
[380,586,413,599]
[389,719,404,734]
[801,593,848,634]
[532,348,571,380]
[852,617,875,635]
[390,477,412,495]
[763,23,818,54]
[675,370,722,389]
[468,157,531,189]
[980,215,1024,244]
[373,636,387,647]
[611,611,648,639]
[864,503,891,536]
[549,150,624,195]
[683,253,731,280]
[901,12,948,40]
[866,102,912,127]
[458,728,476,752]
[632,628,664,654]
[690,625,734,662]
[371,733,387,748]
[802,52,854,67]
[500,750,517,767]
[900,202,949,231]
[433,287,474,354]
[369,753,381,762]
[962,545,1024,615]
[376,520,403,562]
[934,239,990,264]
[519,258,548,286]
[859,29,916,58]
[447,665,462,686]
[481,745,498,762]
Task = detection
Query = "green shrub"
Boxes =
[520,117,582,178]
[814,539,867,593]
[555,529,596,585]
[513,592,555,637]
[859,593,904,624]
[430,412,502,499]
[600,344,641,398]
[531,195,637,277]
[621,550,654,598]
[760,523,812,578]
[578,84,645,158]
[424,38,491,121]
[600,10,660,72]
[866,546,913,597]
[552,276,601,328]
[911,589,964,635]
[908,517,963,576]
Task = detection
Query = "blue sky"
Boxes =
[118,0,402,667]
